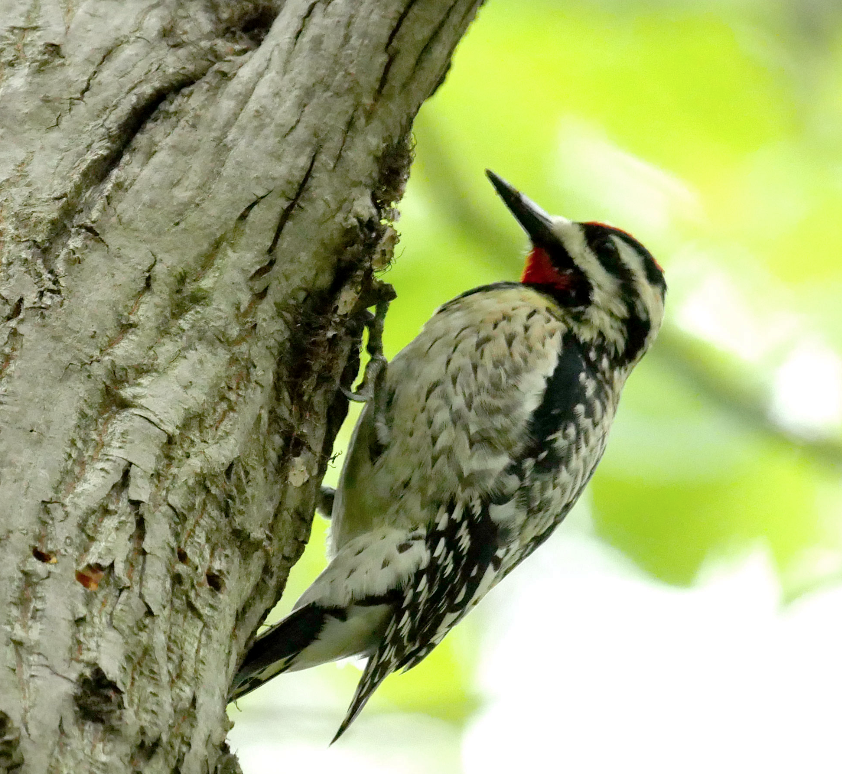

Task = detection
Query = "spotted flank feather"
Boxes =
[332,498,502,743]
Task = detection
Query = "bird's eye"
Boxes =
[592,236,619,264]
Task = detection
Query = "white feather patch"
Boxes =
[295,527,429,610]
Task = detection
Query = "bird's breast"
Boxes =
[333,285,622,550]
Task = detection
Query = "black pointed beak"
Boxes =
[486,170,557,246]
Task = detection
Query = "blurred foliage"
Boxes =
[251,0,842,741]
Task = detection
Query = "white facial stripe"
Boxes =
[549,214,573,229]
[554,221,625,314]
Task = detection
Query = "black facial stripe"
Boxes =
[622,314,651,364]
[545,243,575,272]
[614,233,666,292]
[581,223,634,287]
[642,256,666,289]
[603,241,636,292]
[523,278,592,309]
[582,223,666,293]
[581,223,653,364]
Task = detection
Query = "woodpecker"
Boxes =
[231,171,666,741]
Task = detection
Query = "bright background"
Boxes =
[230,1,842,771]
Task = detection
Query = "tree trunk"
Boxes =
[0,1,483,772]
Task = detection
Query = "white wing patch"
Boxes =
[295,527,429,610]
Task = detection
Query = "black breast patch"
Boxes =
[523,334,601,470]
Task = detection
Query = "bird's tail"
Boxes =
[330,651,392,744]
[230,604,328,701]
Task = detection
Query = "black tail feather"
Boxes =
[330,654,391,744]
[230,604,327,701]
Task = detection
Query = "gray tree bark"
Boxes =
[0,1,483,772]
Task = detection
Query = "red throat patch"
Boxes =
[521,247,571,292]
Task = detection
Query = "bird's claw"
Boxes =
[342,291,392,406]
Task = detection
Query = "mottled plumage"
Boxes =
[231,171,666,742]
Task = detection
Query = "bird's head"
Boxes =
[487,170,666,365]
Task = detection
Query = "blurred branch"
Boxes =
[655,330,842,470]
[414,119,842,471]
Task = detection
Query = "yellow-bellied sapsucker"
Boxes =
[230,171,666,741]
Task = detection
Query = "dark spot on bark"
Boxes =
[373,130,414,218]
[75,667,123,725]
[4,297,23,322]
[177,548,188,563]
[0,711,23,771]
[134,738,161,767]
[249,257,275,283]
[238,4,278,45]
[217,1,282,48]
[40,42,63,61]
[32,547,56,564]
[206,572,224,592]
[288,435,305,458]
[76,564,105,591]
